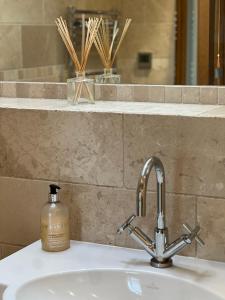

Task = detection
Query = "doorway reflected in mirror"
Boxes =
[176,0,225,85]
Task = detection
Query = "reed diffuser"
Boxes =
[55,16,101,104]
[95,18,132,84]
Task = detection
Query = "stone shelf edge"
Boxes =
[0,98,225,119]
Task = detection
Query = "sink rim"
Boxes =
[3,267,224,300]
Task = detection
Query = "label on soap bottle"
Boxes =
[41,222,70,251]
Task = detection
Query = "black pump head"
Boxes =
[49,184,61,195]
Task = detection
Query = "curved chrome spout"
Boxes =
[136,156,166,229]
[118,156,204,268]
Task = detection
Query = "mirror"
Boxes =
[0,0,224,85]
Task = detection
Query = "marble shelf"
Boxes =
[0,98,224,118]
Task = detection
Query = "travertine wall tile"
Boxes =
[44,83,66,99]
[0,110,60,181]
[22,26,65,68]
[0,110,123,187]
[0,177,50,245]
[133,85,151,102]
[200,87,218,105]
[57,112,123,186]
[61,183,196,256]
[0,26,22,70]
[118,0,176,85]
[95,85,101,101]
[0,0,43,24]
[19,64,66,82]
[0,134,7,176]
[121,0,145,23]
[1,82,17,98]
[197,197,225,262]
[0,0,70,82]
[182,87,200,104]
[43,0,67,24]
[165,86,182,103]
[116,85,133,101]
[3,70,19,81]
[218,87,225,105]
[144,0,176,23]
[149,86,165,102]
[71,0,117,11]
[16,82,45,98]
[0,244,23,259]
[124,115,225,198]
[100,85,117,101]
[1,82,225,106]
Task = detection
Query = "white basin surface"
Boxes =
[3,269,222,300]
[1,241,225,300]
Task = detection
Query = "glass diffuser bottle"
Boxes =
[55,16,101,105]
[94,18,132,85]
[95,68,121,84]
[67,71,95,104]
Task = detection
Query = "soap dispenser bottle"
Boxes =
[41,184,70,252]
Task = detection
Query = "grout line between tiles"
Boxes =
[122,114,125,188]
[0,241,25,247]
[0,175,225,201]
[194,196,198,257]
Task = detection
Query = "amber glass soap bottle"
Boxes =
[41,184,70,252]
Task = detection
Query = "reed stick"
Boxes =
[94,18,132,69]
[56,16,101,72]
[55,16,101,103]
[112,19,132,65]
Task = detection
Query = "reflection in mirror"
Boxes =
[176,0,225,85]
[0,0,224,85]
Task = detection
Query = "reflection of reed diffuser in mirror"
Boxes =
[55,16,101,104]
[95,18,132,84]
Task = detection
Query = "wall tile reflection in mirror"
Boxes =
[0,0,224,85]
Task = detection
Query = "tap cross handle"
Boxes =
[117,214,136,234]
[183,223,205,247]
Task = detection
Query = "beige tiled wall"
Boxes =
[72,0,117,11]
[0,102,225,263]
[118,0,176,84]
[0,65,66,82]
[97,84,225,105]
[0,0,72,82]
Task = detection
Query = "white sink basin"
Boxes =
[1,241,225,300]
[3,269,223,300]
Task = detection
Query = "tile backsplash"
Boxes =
[0,81,225,105]
[0,102,225,262]
[0,82,225,262]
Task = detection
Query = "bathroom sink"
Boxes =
[1,241,225,300]
[3,269,223,300]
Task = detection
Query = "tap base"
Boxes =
[150,258,173,268]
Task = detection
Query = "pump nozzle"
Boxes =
[49,184,61,195]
